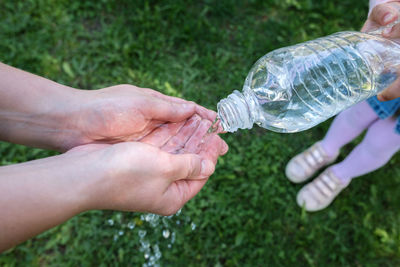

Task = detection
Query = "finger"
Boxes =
[220,139,229,155]
[149,99,199,123]
[378,75,400,101]
[146,88,217,121]
[161,114,202,153]
[180,119,212,154]
[166,153,215,180]
[196,130,228,156]
[140,121,186,147]
[160,177,209,215]
[383,22,400,39]
[370,3,398,26]
[173,178,209,204]
[199,134,225,164]
[361,20,379,32]
[194,105,217,122]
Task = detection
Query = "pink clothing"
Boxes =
[332,117,400,183]
[321,101,400,183]
[321,101,378,157]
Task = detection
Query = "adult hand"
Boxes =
[65,84,217,150]
[0,117,227,252]
[72,135,227,215]
[0,63,219,151]
[362,1,400,101]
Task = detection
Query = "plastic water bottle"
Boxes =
[217,22,400,133]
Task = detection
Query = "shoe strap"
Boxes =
[295,142,331,176]
[307,169,344,203]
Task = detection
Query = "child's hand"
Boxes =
[362,2,400,33]
[362,1,400,101]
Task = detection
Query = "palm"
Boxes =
[72,85,217,146]
[161,124,226,208]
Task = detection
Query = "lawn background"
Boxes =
[1,0,400,266]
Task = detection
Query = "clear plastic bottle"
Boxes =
[217,24,400,133]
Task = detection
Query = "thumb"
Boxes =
[370,3,398,26]
[152,99,198,123]
[378,75,400,101]
[167,153,215,181]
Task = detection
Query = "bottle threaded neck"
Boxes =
[217,90,254,132]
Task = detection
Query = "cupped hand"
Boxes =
[362,1,400,101]
[64,84,217,150]
[67,127,227,215]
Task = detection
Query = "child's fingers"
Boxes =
[378,75,400,101]
[370,3,399,26]
[383,22,400,38]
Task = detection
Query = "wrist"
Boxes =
[51,88,92,151]
[0,62,92,151]
[52,149,110,213]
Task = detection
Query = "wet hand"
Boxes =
[65,84,217,149]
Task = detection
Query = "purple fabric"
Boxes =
[332,117,400,182]
[321,101,379,157]
[320,100,400,183]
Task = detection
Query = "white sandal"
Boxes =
[285,141,338,183]
[296,168,349,212]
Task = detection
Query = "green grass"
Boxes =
[1,0,400,266]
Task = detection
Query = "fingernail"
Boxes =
[384,13,394,24]
[201,160,214,176]
[383,27,392,35]
[222,141,229,154]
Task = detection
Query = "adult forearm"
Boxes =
[0,62,83,150]
[0,154,95,252]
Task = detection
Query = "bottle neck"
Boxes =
[217,90,254,132]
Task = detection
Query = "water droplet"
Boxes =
[141,240,150,249]
[162,217,170,227]
[145,214,152,222]
[171,232,176,244]
[127,222,135,229]
[191,222,196,231]
[162,229,170,238]
[207,117,220,133]
[176,209,182,216]
[138,230,147,239]
[118,230,124,236]
[107,219,114,226]
[167,244,172,248]
[155,251,162,259]
[144,253,150,259]
[176,220,181,225]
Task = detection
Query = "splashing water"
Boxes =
[105,208,197,266]
[207,117,221,134]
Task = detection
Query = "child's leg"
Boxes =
[332,117,400,184]
[321,101,379,157]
